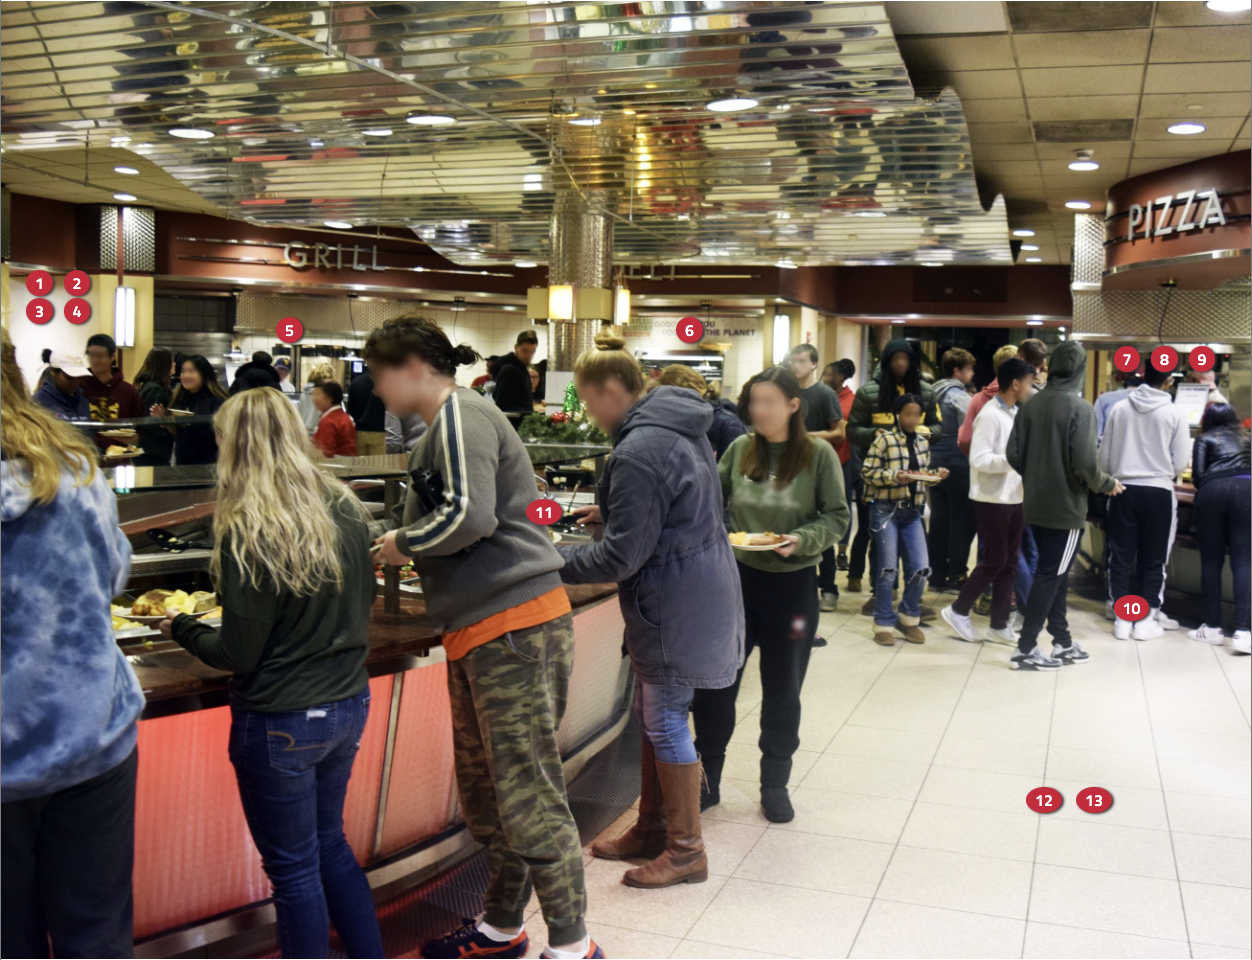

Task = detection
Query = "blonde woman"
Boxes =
[157,389,382,959]
[1,329,144,958]
[658,364,745,460]
[299,361,337,434]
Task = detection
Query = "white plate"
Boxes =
[900,473,943,484]
[114,610,166,624]
[115,626,159,639]
[105,449,145,459]
[550,530,563,544]
[729,536,788,552]
[168,408,194,416]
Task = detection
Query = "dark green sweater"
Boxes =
[171,495,373,711]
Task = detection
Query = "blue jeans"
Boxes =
[229,687,383,959]
[1016,523,1038,612]
[870,501,930,627]
[635,681,697,764]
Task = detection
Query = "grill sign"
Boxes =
[1125,188,1227,241]
[283,241,386,272]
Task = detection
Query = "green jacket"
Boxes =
[1006,340,1117,530]
[847,373,941,454]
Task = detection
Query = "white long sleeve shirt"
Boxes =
[968,396,1023,505]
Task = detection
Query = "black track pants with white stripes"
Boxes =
[1017,525,1083,654]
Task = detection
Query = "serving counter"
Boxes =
[106,447,627,958]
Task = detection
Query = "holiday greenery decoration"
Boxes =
[561,381,581,414]
[518,395,610,445]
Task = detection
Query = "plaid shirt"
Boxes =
[862,427,930,508]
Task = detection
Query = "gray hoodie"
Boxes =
[1098,383,1190,491]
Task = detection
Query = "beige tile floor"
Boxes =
[528,589,1252,959]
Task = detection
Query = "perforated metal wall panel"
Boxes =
[236,293,427,335]
[122,205,156,272]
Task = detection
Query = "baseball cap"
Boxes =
[46,351,90,378]
[274,357,291,370]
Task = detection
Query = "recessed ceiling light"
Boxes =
[1026,257,1042,262]
[1167,122,1206,135]
[1012,229,1035,237]
[775,259,798,269]
[1069,160,1100,171]
[919,261,944,267]
[1065,200,1092,210]
[853,211,887,218]
[1021,244,1039,251]
[113,165,139,175]
[362,128,393,137]
[707,97,758,112]
[1206,0,1250,11]
[569,117,602,126]
[168,127,214,139]
[242,137,267,146]
[309,139,324,147]
[110,135,131,144]
[406,114,457,126]
[515,260,538,268]
[113,193,137,202]
[1026,319,1044,326]
[324,220,353,229]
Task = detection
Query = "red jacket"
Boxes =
[958,381,999,457]
[313,407,357,458]
[834,385,855,465]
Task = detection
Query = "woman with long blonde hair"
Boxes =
[158,388,382,959]
[2,329,145,958]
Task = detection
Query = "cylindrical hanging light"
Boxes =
[614,283,630,325]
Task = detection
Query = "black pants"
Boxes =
[1018,525,1082,654]
[928,461,977,582]
[818,546,839,597]
[692,563,817,789]
[848,497,871,581]
[1,747,137,959]
[1193,476,1252,631]
[1107,485,1177,612]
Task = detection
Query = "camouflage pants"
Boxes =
[446,613,586,943]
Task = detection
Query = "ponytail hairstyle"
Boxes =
[572,332,645,396]
[362,315,481,375]
[736,365,812,485]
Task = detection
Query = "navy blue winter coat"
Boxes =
[558,386,745,688]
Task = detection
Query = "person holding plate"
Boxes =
[691,365,848,823]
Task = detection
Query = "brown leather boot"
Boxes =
[592,738,666,860]
[622,759,708,888]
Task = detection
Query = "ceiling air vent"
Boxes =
[1007,2,1152,32]
[1033,120,1135,143]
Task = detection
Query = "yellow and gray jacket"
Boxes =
[862,427,931,508]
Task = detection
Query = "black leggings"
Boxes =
[1193,476,1251,631]
[692,563,817,790]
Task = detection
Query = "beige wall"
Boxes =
[822,316,868,389]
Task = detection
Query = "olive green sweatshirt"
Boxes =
[170,493,373,712]
[719,434,849,573]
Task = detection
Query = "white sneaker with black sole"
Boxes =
[986,626,1019,646]
[1012,646,1063,671]
[1232,630,1251,655]
[1052,641,1090,665]
[941,605,980,643]
[1133,617,1165,641]
[1113,617,1133,641]
[1188,624,1225,645]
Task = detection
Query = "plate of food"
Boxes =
[375,561,421,585]
[105,444,144,458]
[99,428,138,439]
[117,589,217,622]
[167,408,194,416]
[899,469,944,483]
[729,532,788,551]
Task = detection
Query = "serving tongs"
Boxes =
[147,528,214,553]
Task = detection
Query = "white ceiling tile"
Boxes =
[911,70,1024,100]
[1126,157,1209,177]
[1135,116,1248,141]
[961,98,1030,123]
[1034,141,1134,160]
[1026,95,1142,122]
[1143,61,1252,94]
[986,178,1048,199]
[1130,140,1229,159]
[1155,3,1251,27]
[1040,172,1122,191]
[967,121,1035,144]
[1012,29,1150,68]
[1149,25,1252,63]
[1138,92,1252,119]
[1020,65,1144,98]
[885,1,1008,35]
[969,143,1039,161]
[897,35,1018,72]
[974,160,1043,177]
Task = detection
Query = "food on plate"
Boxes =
[130,589,217,616]
[105,444,143,457]
[375,560,419,581]
[112,614,141,631]
[729,531,786,546]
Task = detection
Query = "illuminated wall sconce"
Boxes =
[614,284,631,325]
[772,312,790,365]
[114,285,136,347]
[548,284,574,321]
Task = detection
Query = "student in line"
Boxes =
[384,410,427,454]
[79,333,144,453]
[367,317,599,960]
[560,335,743,886]
[299,362,336,434]
[493,330,540,422]
[862,394,946,646]
[941,359,1034,646]
[275,357,298,395]
[229,350,282,394]
[1187,403,1250,652]
[152,355,228,465]
[133,347,176,467]
[1007,341,1122,671]
[1099,363,1190,641]
[823,359,859,574]
[1095,369,1143,443]
[160,389,382,959]
[347,368,388,456]
[658,363,746,460]
[32,350,92,421]
[928,348,977,591]
[311,380,358,458]
[1,330,144,959]
[692,366,847,824]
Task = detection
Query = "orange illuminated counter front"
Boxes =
[123,583,627,958]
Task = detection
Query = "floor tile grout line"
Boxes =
[1022,661,1060,960]
[1210,639,1252,728]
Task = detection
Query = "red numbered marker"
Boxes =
[25,270,53,296]
[65,270,91,295]
[677,317,704,344]
[1151,345,1178,373]
[1188,346,1216,374]
[65,298,92,324]
[276,316,304,344]
[1113,346,1140,373]
[26,298,54,324]
[1075,786,1113,814]
[526,498,563,526]
[1026,787,1064,814]
[1115,594,1149,623]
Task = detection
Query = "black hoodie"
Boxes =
[846,337,941,453]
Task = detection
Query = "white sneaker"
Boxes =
[1155,610,1181,631]
[1232,631,1251,655]
[1009,611,1025,632]
[1188,624,1225,645]
[1113,617,1132,641]
[1133,617,1165,641]
[941,605,980,643]
[986,626,1019,646]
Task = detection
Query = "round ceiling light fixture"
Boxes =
[568,117,602,126]
[362,128,393,137]
[1167,122,1207,135]
[113,193,137,202]
[1069,149,1099,171]
[168,127,214,139]
[707,96,759,112]
[406,114,456,126]
[309,139,325,148]
[1065,200,1092,210]
[514,260,538,268]
[1026,257,1042,262]
[1206,0,1251,11]
[324,220,353,229]
[1012,229,1035,237]
[1021,244,1039,251]
[113,165,139,175]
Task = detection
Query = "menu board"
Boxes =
[1174,383,1211,428]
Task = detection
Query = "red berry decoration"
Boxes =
[550,412,570,424]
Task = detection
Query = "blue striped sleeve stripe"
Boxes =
[404,392,468,551]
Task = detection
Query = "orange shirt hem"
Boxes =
[442,586,572,661]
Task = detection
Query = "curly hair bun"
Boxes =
[451,343,482,366]
[594,332,627,351]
